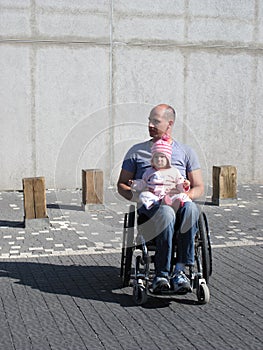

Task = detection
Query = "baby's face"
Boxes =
[152,153,168,169]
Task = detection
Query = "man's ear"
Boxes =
[168,120,174,128]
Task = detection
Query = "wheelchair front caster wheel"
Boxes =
[197,283,210,304]
[133,283,148,305]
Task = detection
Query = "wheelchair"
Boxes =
[120,204,212,305]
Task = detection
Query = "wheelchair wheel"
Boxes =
[203,212,212,276]
[133,281,148,305]
[197,281,210,304]
[196,212,211,283]
[120,205,135,287]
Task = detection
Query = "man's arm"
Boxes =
[187,169,204,200]
[117,169,135,201]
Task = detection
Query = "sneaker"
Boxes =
[152,276,170,293]
[171,271,191,294]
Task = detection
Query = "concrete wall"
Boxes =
[0,0,262,190]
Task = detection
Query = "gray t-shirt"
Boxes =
[122,139,200,180]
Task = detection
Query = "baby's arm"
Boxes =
[129,179,147,192]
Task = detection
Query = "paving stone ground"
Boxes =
[0,184,262,349]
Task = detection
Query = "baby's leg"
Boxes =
[140,191,159,209]
[170,195,184,212]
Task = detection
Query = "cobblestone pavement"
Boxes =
[0,184,262,349]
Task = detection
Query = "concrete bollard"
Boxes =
[22,176,49,228]
[212,165,237,206]
[82,169,104,210]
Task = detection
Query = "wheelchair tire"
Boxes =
[133,283,148,305]
[197,282,210,304]
[120,205,135,287]
[203,212,213,276]
[197,213,210,283]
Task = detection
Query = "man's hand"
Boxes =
[183,179,191,192]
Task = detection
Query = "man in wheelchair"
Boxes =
[117,104,204,294]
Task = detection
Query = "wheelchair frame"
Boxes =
[120,204,212,305]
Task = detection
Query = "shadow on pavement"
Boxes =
[47,203,83,211]
[0,261,198,308]
[0,220,24,228]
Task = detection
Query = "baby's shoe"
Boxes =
[163,195,172,206]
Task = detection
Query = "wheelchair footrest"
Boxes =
[148,288,193,296]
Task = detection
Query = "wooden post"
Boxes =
[82,169,104,210]
[23,177,49,228]
[212,166,237,205]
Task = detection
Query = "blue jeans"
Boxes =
[138,202,199,277]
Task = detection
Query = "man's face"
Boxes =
[148,113,170,139]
